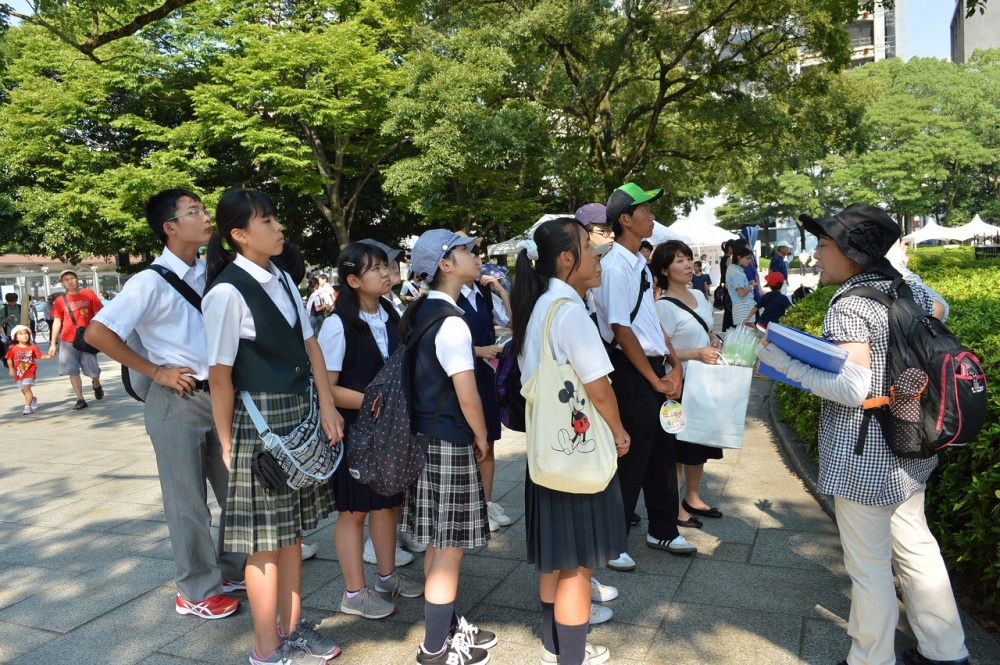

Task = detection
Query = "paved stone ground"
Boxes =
[2,337,998,664]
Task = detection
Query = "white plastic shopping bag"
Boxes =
[676,361,753,449]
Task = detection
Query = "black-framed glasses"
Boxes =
[590,226,614,238]
[166,209,212,222]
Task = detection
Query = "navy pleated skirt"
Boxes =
[524,469,627,574]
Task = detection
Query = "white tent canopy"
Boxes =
[902,220,966,244]
[948,214,1000,241]
[486,214,570,256]
[648,220,693,245]
[666,217,738,248]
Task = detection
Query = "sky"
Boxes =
[904,0,958,60]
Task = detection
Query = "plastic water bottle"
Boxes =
[660,400,686,433]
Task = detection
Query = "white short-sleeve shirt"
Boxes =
[318,308,391,372]
[425,291,475,377]
[518,278,614,386]
[591,242,668,356]
[654,290,714,374]
[203,253,314,367]
[459,283,510,328]
[92,247,211,379]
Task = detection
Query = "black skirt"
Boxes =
[330,454,404,513]
[675,440,724,466]
[525,469,627,574]
[475,360,502,442]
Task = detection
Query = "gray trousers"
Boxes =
[144,382,246,602]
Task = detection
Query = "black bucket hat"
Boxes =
[798,203,902,279]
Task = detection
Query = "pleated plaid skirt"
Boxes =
[225,391,337,554]
[402,437,490,550]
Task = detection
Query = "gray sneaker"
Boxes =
[285,619,341,660]
[374,570,424,599]
[339,587,396,619]
[249,640,327,665]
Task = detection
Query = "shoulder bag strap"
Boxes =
[62,294,79,326]
[630,269,650,323]
[663,296,711,337]
[146,265,202,312]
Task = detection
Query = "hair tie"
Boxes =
[521,239,539,261]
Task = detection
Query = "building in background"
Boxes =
[801,1,904,69]
[951,1,1000,64]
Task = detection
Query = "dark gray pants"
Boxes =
[144,382,246,602]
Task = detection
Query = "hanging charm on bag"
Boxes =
[659,399,686,433]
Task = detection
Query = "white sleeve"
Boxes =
[491,293,510,327]
[434,317,475,376]
[653,299,680,337]
[202,284,249,367]
[556,305,613,384]
[91,272,156,339]
[317,315,346,372]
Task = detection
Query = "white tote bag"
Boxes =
[676,361,753,449]
[521,298,617,494]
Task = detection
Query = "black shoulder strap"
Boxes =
[476,282,495,314]
[404,306,460,349]
[62,294,78,326]
[145,265,202,312]
[830,277,909,310]
[663,296,711,336]
[631,269,650,323]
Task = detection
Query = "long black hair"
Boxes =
[509,217,583,358]
[206,189,278,287]
[335,242,399,343]
[650,240,693,291]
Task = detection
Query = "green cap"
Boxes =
[606,182,664,224]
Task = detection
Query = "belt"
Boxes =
[646,354,669,368]
[191,379,210,393]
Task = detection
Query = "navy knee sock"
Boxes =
[541,601,558,654]
[423,600,456,654]
[555,621,588,665]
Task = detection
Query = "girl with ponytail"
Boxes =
[203,188,344,665]
[511,217,630,665]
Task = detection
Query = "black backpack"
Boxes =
[345,306,460,496]
[832,278,987,459]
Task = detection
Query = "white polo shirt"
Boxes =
[92,247,210,380]
[591,242,668,356]
[203,253,314,367]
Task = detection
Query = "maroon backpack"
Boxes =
[345,308,459,496]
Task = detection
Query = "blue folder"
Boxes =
[758,322,848,392]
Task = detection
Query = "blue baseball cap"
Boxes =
[410,229,478,282]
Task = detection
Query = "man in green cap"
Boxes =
[592,182,694,572]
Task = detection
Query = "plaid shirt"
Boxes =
[817,274,939,506]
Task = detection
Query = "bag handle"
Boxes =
[145,265,202,312]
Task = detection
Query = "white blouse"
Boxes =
[654,289,714,374]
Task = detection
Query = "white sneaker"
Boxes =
[606,552,636,572]
[540,643,610,665]
[588,603,612,625]
[301,542,318,560]
[590,577,618,602]
[397,529,427,553]
[488,515,499,532]
[486,501,512,527]
[363,537,413,567]
[646,533,697,554]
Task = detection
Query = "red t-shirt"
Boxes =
[6,343,42,381]
[50,289,103,343]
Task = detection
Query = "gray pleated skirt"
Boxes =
[524,469,627,574]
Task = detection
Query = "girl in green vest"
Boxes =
[204,189,345,665]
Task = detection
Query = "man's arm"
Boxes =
[85,321,197,394]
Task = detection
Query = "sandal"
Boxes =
[93,384,105,400]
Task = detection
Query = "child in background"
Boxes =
[690,261,712,299]
[743,272,793,329]
[6,325,44,414]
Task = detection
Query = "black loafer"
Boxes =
[901,648,969,665]
[682,499,723,519]
[676,516,703,529]
[629,512,641,527]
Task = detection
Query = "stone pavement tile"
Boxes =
[674,558,852,619]
[0,528,169,574]
[454,553,521,580]
[109,519,171,538]
[35,448,124,466]
[473,521,528,560]
[755,497,839,532]
[588,621,660,662]
[139,654,215,665]
[19,497,164,531]
[389,573,500,625]
[750,528,847,576]
[648,602,805,665]
[681,510,758,545]
[0,563,74,611]
[0,468,112,494]
[724,475,816,502]
[157,604,255,665]
[63,476,161,502]
[6,586,200,665]
[0,555,174,632]
[800,616,852,664]
[594,571,682,628]
[116,484,165,506]
[494,459,527,483]
[0,618,58,663]
[481,562,549,612]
